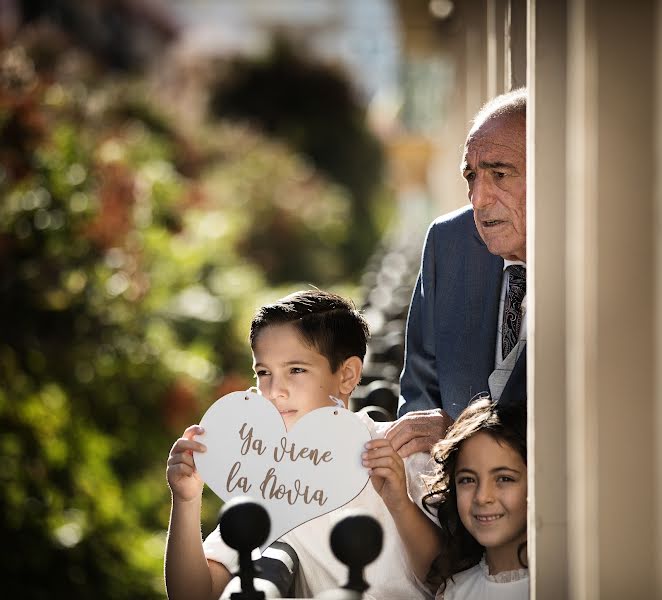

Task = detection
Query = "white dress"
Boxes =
[437,557,529,600]
[203,412,437,599]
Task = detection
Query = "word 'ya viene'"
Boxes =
[238,422,334,465]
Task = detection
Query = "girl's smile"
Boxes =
[455,431,527,574]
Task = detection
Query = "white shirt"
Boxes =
[203,412,436,599]
[437,557,529,600]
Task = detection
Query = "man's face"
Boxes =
[462,114,526,262]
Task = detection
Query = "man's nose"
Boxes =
[470,173,495,209]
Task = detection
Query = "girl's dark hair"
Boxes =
[423,396,527,592]
[249,289,369,372]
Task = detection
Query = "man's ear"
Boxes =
[338,356,363,395]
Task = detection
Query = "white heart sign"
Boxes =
[194,390,371,550]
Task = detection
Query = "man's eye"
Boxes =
[464,172,475,182]
[494,171,506,178]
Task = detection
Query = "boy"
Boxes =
[165,290,440,599]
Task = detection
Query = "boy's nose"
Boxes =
[267,376,287,401]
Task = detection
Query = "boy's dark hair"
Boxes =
[423,397,527,592]
[249,289,370,372]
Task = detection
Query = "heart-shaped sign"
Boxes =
[194,390,371,550]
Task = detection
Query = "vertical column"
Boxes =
[507,0,527,88]
[465,0,488,118]
[566,2,599,594]
[566,0,656,597]
[527,0,568,598]
[656,2,662,593]
[486,0,507,97]
[592,1,656,593]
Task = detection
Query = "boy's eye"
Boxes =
[497,475,515,483]
[290,367,306,374]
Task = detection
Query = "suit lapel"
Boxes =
[435,213,504,417]
[467,228,503,397]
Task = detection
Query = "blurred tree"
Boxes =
[0,43,209,599]
[5,0,179,70]
[209,39,389,282]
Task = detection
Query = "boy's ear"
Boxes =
[338,356,363,395]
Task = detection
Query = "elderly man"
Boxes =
[386,88,527,457]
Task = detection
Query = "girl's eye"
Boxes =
[456,476,475,485]
[255,370,269,378]
[497,475,515,483]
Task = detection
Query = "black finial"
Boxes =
[329,512,383,594]
[218,497,271,600]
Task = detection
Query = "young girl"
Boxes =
[424,397,529,599]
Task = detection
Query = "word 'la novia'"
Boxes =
[226,461,328,507]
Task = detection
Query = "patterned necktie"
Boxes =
[502,265,526,358]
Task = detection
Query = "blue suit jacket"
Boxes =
[397,205,526,420]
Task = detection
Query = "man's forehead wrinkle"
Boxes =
[463,138,525,168]
[466,136,525,154]
[467,115,525,145]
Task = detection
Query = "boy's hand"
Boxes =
[362,439,409,514]
[167,425,206,503]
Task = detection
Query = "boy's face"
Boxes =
[252,323,344,430]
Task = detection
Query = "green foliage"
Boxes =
[0,48,199,598]
[0,37,391,598]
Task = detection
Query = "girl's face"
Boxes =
[454,431,527,573]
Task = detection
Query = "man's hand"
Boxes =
[384,409,453,458]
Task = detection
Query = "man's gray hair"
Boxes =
[472,87,527,130]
